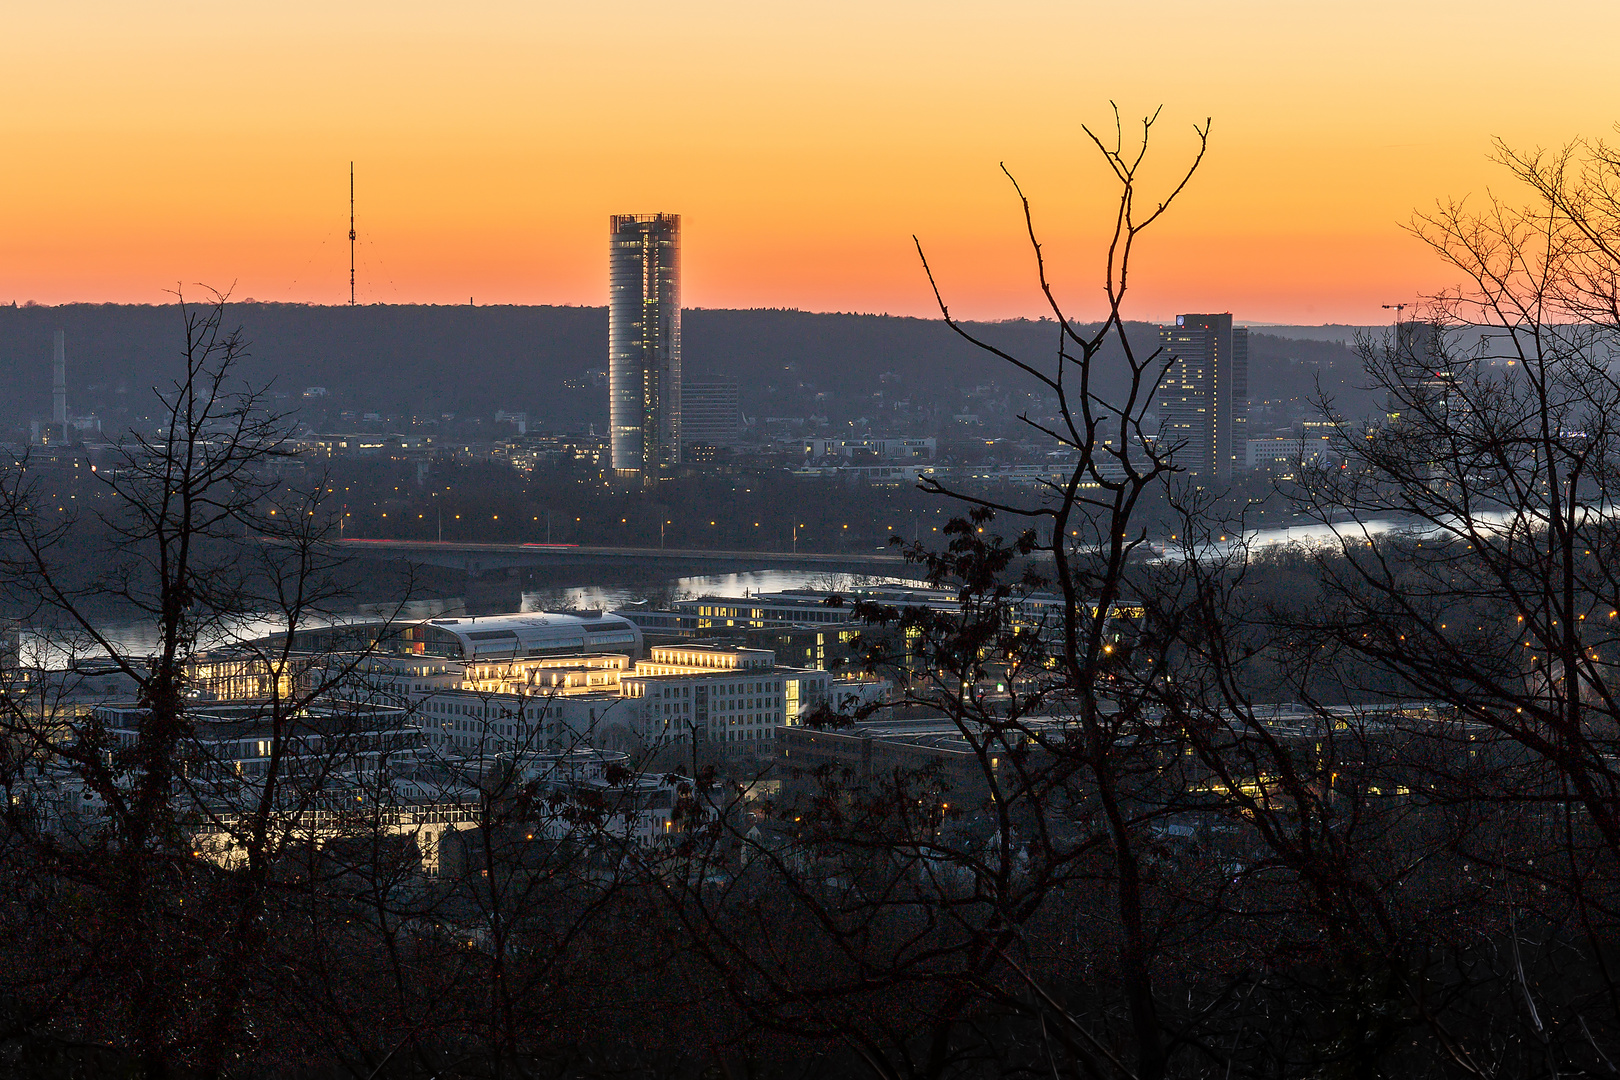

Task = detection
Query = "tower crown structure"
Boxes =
[608,213,681,482]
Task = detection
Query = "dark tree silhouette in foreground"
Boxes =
[0,292,412,1075]
[657,107,1227,1080]
[1263,132,1620,1069]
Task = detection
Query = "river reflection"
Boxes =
[524,569,929,613]
[33,518,1545,666]
[24,569,929,668]
[1189,507,1532,562]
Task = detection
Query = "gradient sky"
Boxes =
[3,1,1616,322]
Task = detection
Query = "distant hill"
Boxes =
[0,303,1378,433]
[1246,332,1382,420]
[1243,324,1376,343]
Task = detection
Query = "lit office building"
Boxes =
[412,644,829,757]
[1385,320,1454,425]
[681,380,741,453]
[1159,313,1248,481]
[609,214,682,481]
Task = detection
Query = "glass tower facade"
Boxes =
[609,214,681,481]
[1159,313,1248,481]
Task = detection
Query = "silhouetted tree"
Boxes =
[0,292,417,1076]
[1168,131,1620,1073]
[656,107,1237,1080]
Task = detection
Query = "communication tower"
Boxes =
[349,162,356,306]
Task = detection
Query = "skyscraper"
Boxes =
[1385,319,1454,426]
[609,214,681,481]
[1159,313,1248,481]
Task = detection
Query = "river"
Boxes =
[21,568,930,667]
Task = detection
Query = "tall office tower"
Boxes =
[1159,313,1248,481]
[681,380,742,451]
[1385,320,1453,425]
[609,214,682,482]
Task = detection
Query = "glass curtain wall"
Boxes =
[609,213,682,482]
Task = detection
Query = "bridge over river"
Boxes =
[332,539,910,578]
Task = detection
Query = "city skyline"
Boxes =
[8,4,1620,1076]
[4,3,1619,322]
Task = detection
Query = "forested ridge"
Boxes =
[0,303,1374,431]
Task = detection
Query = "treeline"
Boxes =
[0,302,1373,435]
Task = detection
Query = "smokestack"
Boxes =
[52,330,66,427]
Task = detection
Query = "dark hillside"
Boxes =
[1246,331,1380,422]
[0,303,1370,434]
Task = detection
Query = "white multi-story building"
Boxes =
[420,687,629,755]
[325,654,465,708]
[623,644,828,750]
[407,644,829,757]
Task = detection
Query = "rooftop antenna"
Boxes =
[349,162,356,306]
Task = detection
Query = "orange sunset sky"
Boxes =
[2,1,1616,323]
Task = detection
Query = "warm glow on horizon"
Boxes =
[3,1,1617,323]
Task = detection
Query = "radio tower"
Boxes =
[348,162,356,306]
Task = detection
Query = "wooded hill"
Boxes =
[0,303,1378,434]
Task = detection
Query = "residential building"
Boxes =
[439,758,701,869]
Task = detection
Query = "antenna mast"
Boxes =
[349,162,356,306]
